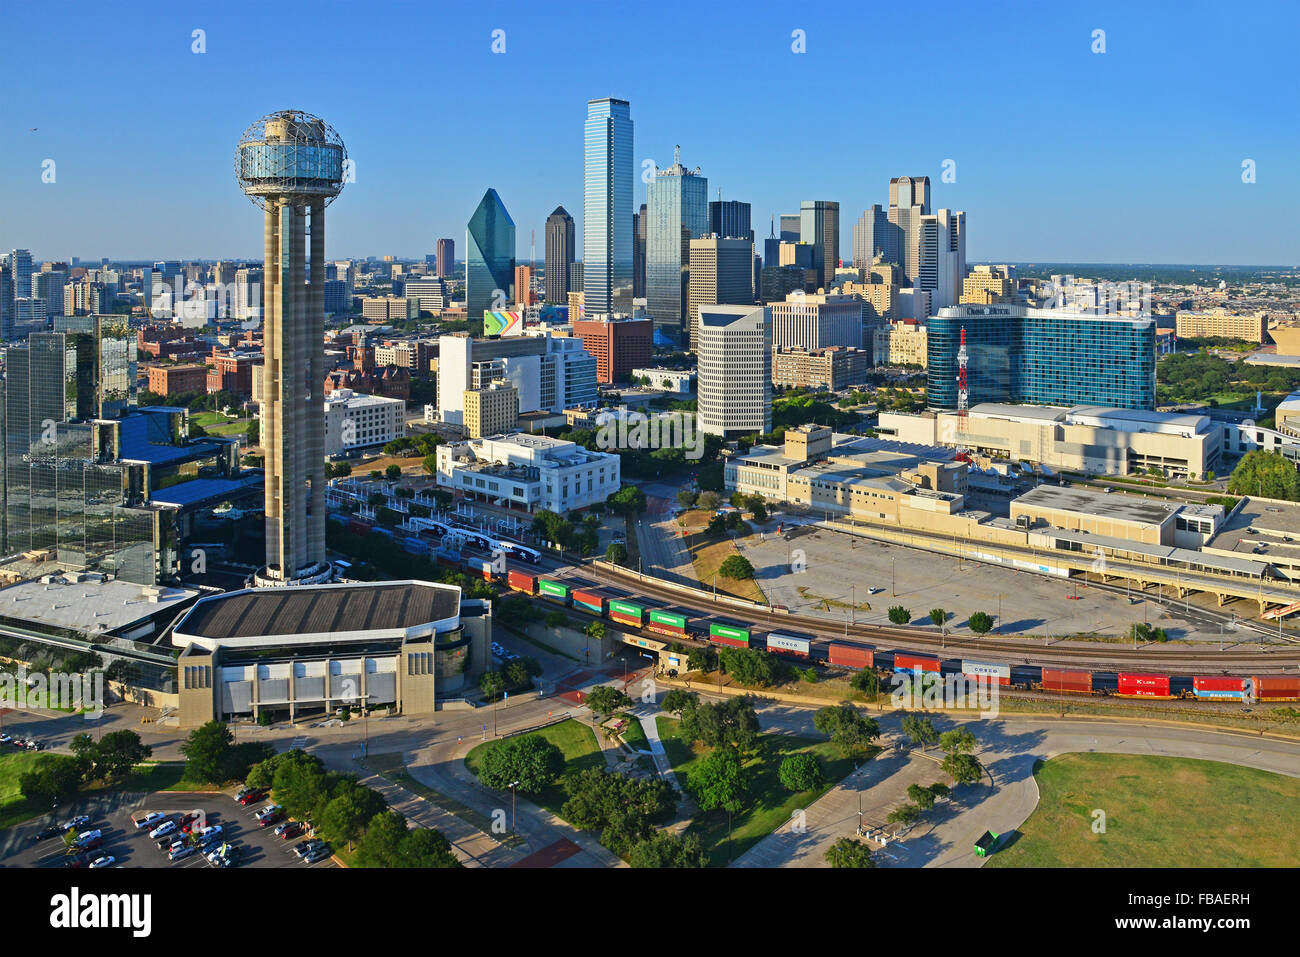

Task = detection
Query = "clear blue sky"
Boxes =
[2,0,1297,265]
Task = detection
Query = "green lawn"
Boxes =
[988,753,1300,868]
[463,719,604,817]
[192,411,252,437]
[656,717,871,867]
[616,713,650,752]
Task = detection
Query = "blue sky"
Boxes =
[2,0,1297,265]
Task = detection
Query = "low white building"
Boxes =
[435,432,620,513]
[631,367,695,393]
[325,389,406,456]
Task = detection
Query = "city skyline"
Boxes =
[0,1,1295,265]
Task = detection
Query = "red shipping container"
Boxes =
[507,570,537,594]
[1193,676,1246,692]
[1041,668,1092,694]
[893,653,940,674]
[711,635,748,649]
[1252,676,1300,701]
[1118,672,1172,698]
[828,643,874,669]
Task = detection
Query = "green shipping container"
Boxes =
[710,623,750,643]
[609,600,644,621]
[539,580,569,599]
[649,610,687,630]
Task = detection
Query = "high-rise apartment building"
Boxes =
[584,97,634,317]
[514,265,536,306]
[916,209,966,311]
[646,145,708,342]
[466,188,516,325]
[927,304,1156,411]
[34,263,69,319]
[462,381,519,438]
[544,206,575,305]
[0,264,12,340]
[697,304,772,438]
[686,237,754,349]
[435,238,454,278]
[799,201,840,290]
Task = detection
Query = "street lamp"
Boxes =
[509,780,520,833]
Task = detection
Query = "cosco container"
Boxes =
[766,633,811,656]
[960,660,1010,685]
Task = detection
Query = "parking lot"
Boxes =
[2,791,337,869]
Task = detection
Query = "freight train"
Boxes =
[404,554,1300,706]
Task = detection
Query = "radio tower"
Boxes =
[955,326,971,463]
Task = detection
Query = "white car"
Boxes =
[169,844,195,862]
[196,825,223,845]
[149,820,177,839]
[254,804,281,821]
[88,856,116,869]
[134,811,167,830]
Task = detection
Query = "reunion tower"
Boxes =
[236,110,347,585]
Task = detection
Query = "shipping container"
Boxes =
[828,643,874,669]
[467,557,495,581]
[507,570,538,595]
[709,623,751,647]
[647,609,688,637]
[1041,668,1093,694]
[1250,675,1300,702]
[608,600,645,628]
[893,652,941,675]
[1192,675,1247,699]
[766,633,811,657]
[571,589,606,615]
[960,660,1011,685]
[538,579,570,603]
[1117,672,1173,698]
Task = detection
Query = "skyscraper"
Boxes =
[646,146,708,342]
[799,201,840,290]
[435,238,454,278]
[0,263,12,341]
[466,188,516,325]
[852,204,897,268]
[887,175,931,283]
[544,206,575,305]
[7,250,32,330]
[697,304,772,438]
[709,200,752,242]
[779,215,801,242]
[633,203,647,300]
[236,109,346,584]
[584,97,633,317]
[686,237,754,349]
[917,209,966,311]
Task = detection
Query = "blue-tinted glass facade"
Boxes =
[465,188,515,326]
[928,306,1156,411]
[583,98,633,317]
[646,152,707,341]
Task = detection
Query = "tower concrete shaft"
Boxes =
[262,198,326,580]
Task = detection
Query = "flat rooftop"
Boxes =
[0,574,199,635]
[1013,484,1178,527]
[174,580,461,644]
[1206,497,1300,561]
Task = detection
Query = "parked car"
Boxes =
[304,845,332,864]
[237,789,266,807]
[272,820,296,837]
[88,856,116,869]
[254,803,281,820]
[32,823,64,842]
[169,844,196,862]
[258,810,284,828]
[149,820,177,839]
[196,825,224,847]
[63,815,92,832]
[293,839,322,860]
[0,734,11,744]
[73,835,104,854]
[134,811,166,830]
[24,740,43,751]
[278,822,304,840]
[62,852,93,869]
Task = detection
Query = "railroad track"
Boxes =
[561,562,1300,675]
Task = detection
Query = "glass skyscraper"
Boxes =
[927,305,1156,411]
[465,188,516,326]
[583,97,633,317]
[646,146,707,343]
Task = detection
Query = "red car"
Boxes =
[278,822,304,840]
[258,810,284,828]
[237,790,265,807]
[180,813,203,833]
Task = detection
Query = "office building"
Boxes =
[646,145,708,341]
[466,188,516,325]
[544,206,575,305]
[436,433,620,513]
[435,238,454,278]
[633,203,647,300]
[686,237,754,349]
[927,304,1156,411]
[887,175,930,282]
[148,363,210,396]
[571,316,652,384]
[962,264,1018,305]
[769,292,863,351]
[697,304,771,438]
[514,264,536,306]
[1175,308,1268,344]
[7,250,33,327]
[916,208,966,311]
[323,389,405,455]
[852,205,897,269]
[362,296,417,322]
[235,109,346,584]
[462,381,520,438]
[799,201,839,290]
[584,97,634,317]
[709,200,752,243]
[0,264,11,339]
[404,278,449,313]
[631,367,695,394]
[872,320,928,367]
[771,346,871,391]
[323,278,350,314]
[33,264,69,319]
[437,333,597,426]
[779,215,800,241]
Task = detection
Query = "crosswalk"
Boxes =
[290,737,308,751]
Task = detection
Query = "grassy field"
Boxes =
[463,719,603,816]
[192,411,252,437]
[677,509,767,604]
[988,753,1300,868]
[615,713,650,752]
[656,716,870,867]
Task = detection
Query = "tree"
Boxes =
[679,695,761,754]
[705,514,728,537]
[271,750,331,820]
[179,720,237,784]
[887,803,924,826]
[907,782,936,810]
[1228,450,1300,501]
[968,611,994,635]
[605,542,629,566]
[400,827,462,868]
[686,645,717,673]
[929,608,946,628]
[939,727,978,756]
[585,685,633,716]
[352,810,408,868]
[607,485,647,516]
[88,730,152,782]
[813,703,880,758]
[661,689,699,715]
[18,755,81,805]
[560,768,677,855]
[320,779,387,850]
[503,659,534,689]
[422,454,439,476]
[697,491,721,511]
[476,734,564,793]
[1132,621,1169,643]
[724,512,746,532]
[688,746,748,813]
[943,752,983,787]
[778,753,823,792]
[825,837,876,868]
[676,490,698,509]
[479,670,506,700]
[718,646,787,688]
[850,668,880,697]
[585,621,606,640]
[629,832,708,868]
[900,713,938,751]
[887,606,912,625]
[246,418,259,444]
[717,555,755,580]
[376,506,401,528]
[385,464,402,481]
